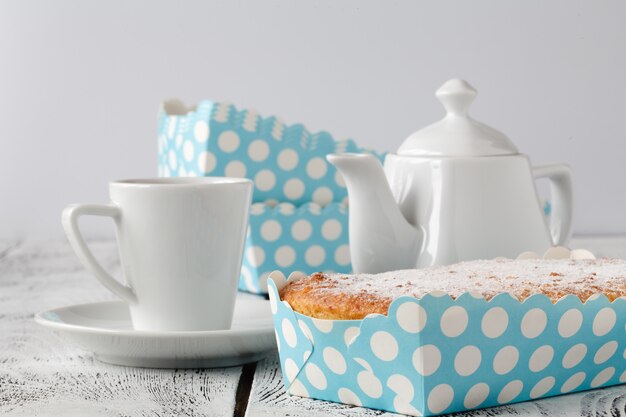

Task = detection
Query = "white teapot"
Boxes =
[328,79,573,273]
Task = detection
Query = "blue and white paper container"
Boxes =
[268,270,626,416]
[240,202,350,293]
[158,100,383,293]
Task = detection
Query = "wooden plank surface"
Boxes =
[0,240,244,417]
[245,236,626,417]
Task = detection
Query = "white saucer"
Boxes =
[34,294,276,368]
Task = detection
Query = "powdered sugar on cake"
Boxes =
[320,257,626,302]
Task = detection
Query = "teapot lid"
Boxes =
[397,79,519,156]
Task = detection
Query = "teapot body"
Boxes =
[329,79,574,273]
[385,153,555,267]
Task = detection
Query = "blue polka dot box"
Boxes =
[157,99,384,293]
[267,254,626,416]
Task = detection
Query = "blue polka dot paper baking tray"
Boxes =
[157,100,383,293]
[267,267,626,415]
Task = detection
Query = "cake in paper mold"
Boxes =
[268,248,626,416]
[158,99,383,293]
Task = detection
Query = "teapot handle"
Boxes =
[532,164,574,246]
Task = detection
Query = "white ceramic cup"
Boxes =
[62,177,253,332]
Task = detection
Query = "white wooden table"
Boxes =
[1,237,625,416]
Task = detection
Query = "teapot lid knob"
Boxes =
[397,78,519,156]
[436,78,477,117]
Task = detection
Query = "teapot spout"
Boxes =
[328,153,422,273]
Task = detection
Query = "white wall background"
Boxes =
[1,0,625,239]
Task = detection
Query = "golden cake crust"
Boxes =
[279,258,626,320]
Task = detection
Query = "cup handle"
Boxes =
[532,164,574,247]
[62,203,137,304]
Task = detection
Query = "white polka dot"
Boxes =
[323,347,347,374]
[198,152,217,174]
[482,307,509,338]
[321,219,342,241]
[370,331,399,361]
[282,319,297,348]
[254,170,276,191]
[168,150,177,170]
[194,121,209,142]
[530,376,555,398]
[306,157,328,179]
[305,246,326,267]
[387,374,414,400]
[357,371,383,398]
[260,220,282,242]
[413,344,441,376]
[175,134,183,148]
[497,380,523,404]
[218,130,240,152]
[344,327,360,347]
[440,306,468,337]
[284,178,305,200]
[354,357,372,372]
[291,220,312,241]
[594,340,618,364]
[250,204,266,215]
[423,285,453,297]
[278,203,295,215]
[284,358,299,382]
[521,308,547,338]
[529,345,554,372]
[393,396,419,416]
[562,343,587,369]
[305,363,327,390]
[312,187,333,206]
[259,272,270,292]
[246,246,265,268]
[454,345,481,376]
[493,345,519,375]
[338,388,362,406]
[334,245,351,266]
[558,308,583,338]
[183,141,195,162]
[248,139,269,162]
[396,302,427,333]
[593,307,616,336]
[427,384,454,414]
[288,379,309,397]
[225,160,246,177]
[464,383,490,409]
[297,319,314,343]
[561,372,586,393]
[591,367,615,387]
[335,171,346,188]
[277,149,299,171]
[620,370,626,383]
[312,318,333,333]
[275,246,296,268]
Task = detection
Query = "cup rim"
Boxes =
[111,177,252,187]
